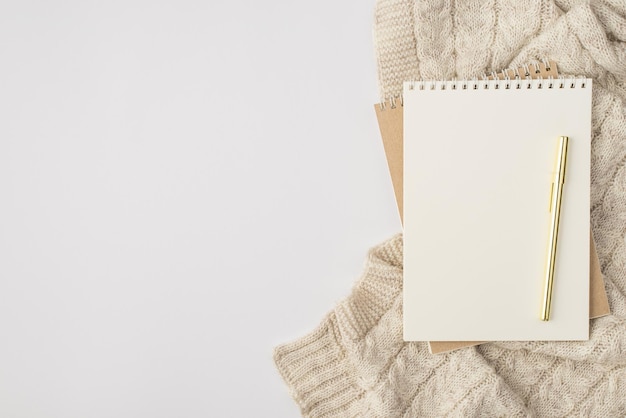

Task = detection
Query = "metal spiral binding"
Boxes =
[403,77,583,93]
[379,95,403,110]
[378,59,586,110]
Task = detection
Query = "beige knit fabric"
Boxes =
[275,1,626,416]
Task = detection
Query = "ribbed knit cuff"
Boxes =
[273,314,362,418]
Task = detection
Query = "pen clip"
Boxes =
[549,182,554,212]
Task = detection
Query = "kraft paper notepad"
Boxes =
[403,76,593,341]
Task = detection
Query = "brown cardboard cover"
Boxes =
[374,61,610,354]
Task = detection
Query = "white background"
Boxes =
[0,1,399,417]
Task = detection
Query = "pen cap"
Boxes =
[555,136,569,183]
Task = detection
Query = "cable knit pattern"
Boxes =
[275,1,626,416]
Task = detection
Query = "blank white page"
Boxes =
[403,78,592,341]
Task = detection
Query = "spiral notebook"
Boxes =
[402,70,593,342]
[375,62,609,353]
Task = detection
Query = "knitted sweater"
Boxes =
[274,1,626,416]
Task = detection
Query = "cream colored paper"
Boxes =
[403,78,592,341]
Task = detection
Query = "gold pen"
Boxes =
[541,136,569,321]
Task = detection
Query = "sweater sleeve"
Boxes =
[273,314,362,417]
[273,235,404,417]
